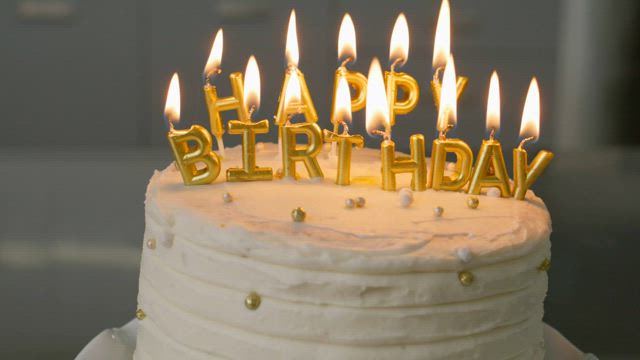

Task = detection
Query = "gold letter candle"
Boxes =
[428,55,473,191]
[274,10,318,126]
[324,75,363,185]
[381,134,427,191]
[226,56,273,182]
[386,13,419,127]
[331,13,367,135]
[468,71,511,196]
[430,0,468,109]
[513,78,554,200]
[282,122,324,179]
[202,29,249,155]
[164,74,221,185]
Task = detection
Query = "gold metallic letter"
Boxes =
[468,140,511,197]
[385,71,420,127]
[428,138,473,191]
[203,72,249,139]
[323,129,364,185]
[281,123,324,179]
[513,148,554,200]
[381,134,427,191]
[226,120,273,182]
[168,125,221,185]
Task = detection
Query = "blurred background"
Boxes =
[1,0,639,359]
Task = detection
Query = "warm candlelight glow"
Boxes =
[243,55,260,113]
[520,77,540,140]
[333,76,352,126]
[204,29,223,79]
[338,13,356,62]
[433,0,450,69]
[437,55,457,131]
[284,68,302,110]
[389,13,409,67]
[365,57,390,135]
[164,73,180,125]
[285,10,299,67]
[486,70,500,132]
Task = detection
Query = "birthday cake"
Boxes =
[134,143,551,360]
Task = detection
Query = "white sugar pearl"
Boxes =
[433,206,444,217]
[158,230,174,248]
[398,188,414,208]
[487,188,501,198]
[456,247,473,263]
[222,192,233,203]
[345,198,356,208]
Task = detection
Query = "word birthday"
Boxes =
[163,2,553,201]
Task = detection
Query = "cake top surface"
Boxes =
[146,142,551,273]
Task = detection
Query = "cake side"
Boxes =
[134,143,551,360]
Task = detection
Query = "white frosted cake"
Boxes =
[134,143,551,360]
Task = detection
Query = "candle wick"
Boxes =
[489,129,496,141]
[248,105,256,121]
[433,67,444,83]
[340,57,353,68]
[169,121,175,132]
[339,120,350,135]
[439,124,454,140]
[205,68,222,86]
[518,136,535,150]
[390,58,403,73]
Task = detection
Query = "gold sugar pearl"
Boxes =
[291,207,306,222]
[467,196,480,209]
[458,271,474,286]
[355,197,366,208]
[146,239,156,250]
[222,192,233,203]
[538,258,551,272]
[245,292,261,310]
[135,309,146,320]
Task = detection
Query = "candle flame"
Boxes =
[164,73,180,125]
[389,13,409,67]
[365,57,390,135]
[244,55,261,113]
[486,71,500,132]
[432,0,450,69]
[520,77,540,140]
[285,10,299,67]
[338,13,357,62]
[437,55,457,131]
[334,75,352,125]
[284,69,302,111]
[204,29,223,80]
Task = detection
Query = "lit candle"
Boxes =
[202,29,248,157]
[430,0,468,108]
[226,56,273,182]
[513,78,554,200]
[274,10,318,127]
[165,73,221,185]
[324,76,364,185]
[366,58,426,191]
[385,13,420,129]
[280,52,324,180]
[468,71,511,196]
[331,13,367,136]
[427,55,473,191]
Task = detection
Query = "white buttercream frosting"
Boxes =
[135,143,551,360]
